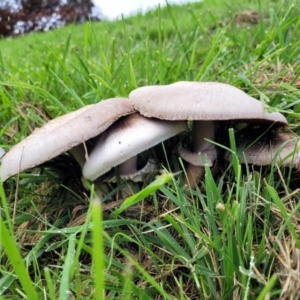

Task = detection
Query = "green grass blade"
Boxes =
[113,172,173,216]
[256,274,278,300]
[91,195,105,300]
[0,181,13,234]
[265,182,300,248]
[44,267,56,300]
[0,218,39,300]
[59,236,76,300]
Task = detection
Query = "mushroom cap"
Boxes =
[225,132,300,168]
[82,113,187,181]
[129,81,288,125]
[1,98,134,181]
[177,144,217,167]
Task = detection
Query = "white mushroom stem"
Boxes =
[183,121,216,188]
[70,145,139,176]
[73,144,139,198]
[118,156,138,175]
[118,156,138,197]
[71,145,140,197]
[193,121,215,154]
[105,159,158,183]
[69,144,87,168]
[185,164,205,189]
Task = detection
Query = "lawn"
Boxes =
[0,0,300,299]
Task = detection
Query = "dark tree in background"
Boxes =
[0,0,101,37]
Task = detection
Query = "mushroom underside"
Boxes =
[225,132,300,169]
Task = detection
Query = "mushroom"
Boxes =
[129,81,288,187]
[0,98,134,181]
[82,113,187,182]
[225,132,300,168]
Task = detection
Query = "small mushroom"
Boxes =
[82,113,187,181]
[0,98,134,181]
[225,132,300,168]
[129,81,288,187]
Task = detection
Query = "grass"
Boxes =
[1,0,300,298]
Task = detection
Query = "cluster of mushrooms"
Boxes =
[1,82,300,191]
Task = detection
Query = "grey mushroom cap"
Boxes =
[82,113,187,181]
[0,97,134,182]
[177,144,217,167]
[225,132,300,168]
[129,81,288,125]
